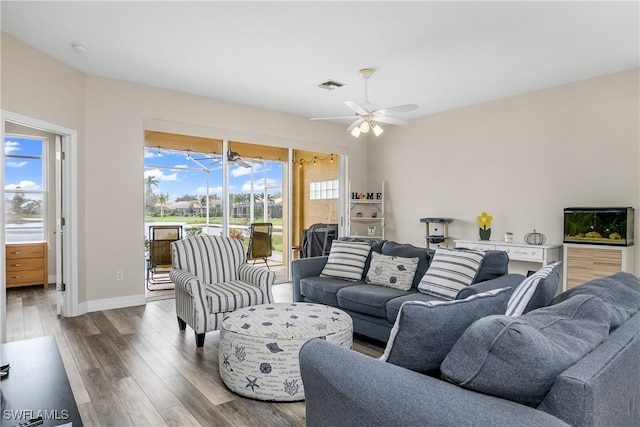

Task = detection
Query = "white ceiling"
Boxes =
[2,1,639,125]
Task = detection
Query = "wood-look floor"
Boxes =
[5,283,384,427]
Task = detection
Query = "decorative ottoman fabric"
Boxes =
[219,303,353,401]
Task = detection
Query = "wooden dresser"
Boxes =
[5,241,48,288]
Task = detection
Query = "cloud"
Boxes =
[241,178,277,192]
[144,168,178,181]
[5,180,40,190]
[230,162,263,178]
[6,160,28,168]
[196,185,223,196]
[4,140,20,155]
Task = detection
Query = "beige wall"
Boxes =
[1,33,368,307]
[369,68,640,274]
[3,31,639,308]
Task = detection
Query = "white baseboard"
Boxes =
[83,294,147,314]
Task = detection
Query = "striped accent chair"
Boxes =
[170,235,276,347]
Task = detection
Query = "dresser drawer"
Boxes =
[6,257,45,271]
[6,244,45,259]
[495,244,544,262]
[5,242,48,287]
[6,269,46,285]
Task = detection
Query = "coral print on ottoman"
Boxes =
[477,212,492,241]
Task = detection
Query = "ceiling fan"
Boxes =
[311,68,418,137]
[227,150,251,168]
[186,150,251,169]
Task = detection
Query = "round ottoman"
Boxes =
[219,302,353,401]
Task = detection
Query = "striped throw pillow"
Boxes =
[418,248,485,300]
[320,241,372,282]
[506,262,561,316]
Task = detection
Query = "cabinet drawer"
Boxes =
[6,244,45,259]
[495,244,544,262]
[456,242,496,252]
[6,258,44,271]
[6,269,45,285]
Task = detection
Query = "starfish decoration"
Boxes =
[245,376,260,392]
[222,355,233,371]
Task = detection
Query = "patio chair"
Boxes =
[170,234,276,347]
[147,225,182,288]
[246,222,273,269]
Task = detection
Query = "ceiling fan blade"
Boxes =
[375,104,419,116]
[235,159,251,168]
[345,101,368,115]
[371,116,410,126]
[310,116,359,121]
[346,119,363,132]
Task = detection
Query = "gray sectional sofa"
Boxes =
[292,239,525,342]
[300,272,640,427]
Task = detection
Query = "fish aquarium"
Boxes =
[564,207,634,246]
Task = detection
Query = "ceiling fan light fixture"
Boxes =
[360,120,370,133]
[372,123,384,136]
[351,126,362,137]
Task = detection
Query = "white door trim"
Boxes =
[1,110,79,339]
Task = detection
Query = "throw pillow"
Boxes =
[380,287,513,375]
[365,252,419,291]
[418,248,485,300]
[441,295,611,407]
[506,262,562,316]
[380,241,433,288]
[319,241,372,282]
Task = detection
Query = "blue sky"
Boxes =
[144,149,283,202]
[4,136,44,191]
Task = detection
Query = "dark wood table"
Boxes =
[1,336,83,426]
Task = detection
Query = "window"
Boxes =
[310,180,339,200]
[4,134,47,242]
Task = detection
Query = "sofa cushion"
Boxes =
[381,287,513,375]
[380,241,433,288]
[337,284,414,319]
[474,250,509,283]
[299,277,362,306]
[441,295,611,407]
[551,271,640,331]
[365,252,419,291]
[506,262,562,316]
[418,248,485,300]
[320,241,372,282]
[385,292,449,324]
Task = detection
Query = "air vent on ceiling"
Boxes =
[317,79,345,91]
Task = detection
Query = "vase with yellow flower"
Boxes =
[477,212,492,240]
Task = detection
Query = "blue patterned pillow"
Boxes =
[418,248,485,300]
[320,241,372,282]
[365,251,419,291]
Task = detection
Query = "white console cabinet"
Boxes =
[454,240,562,267]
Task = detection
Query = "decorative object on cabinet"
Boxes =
[563,207,634,246]
[562,244,635,292]
[455,240,562,268]
[420,217,453,248]
[348,181,384,239]
[6,242,48,288]
[477,212,492,241]
[525,229,547,245]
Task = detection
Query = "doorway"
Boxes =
[1,111,78,342]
